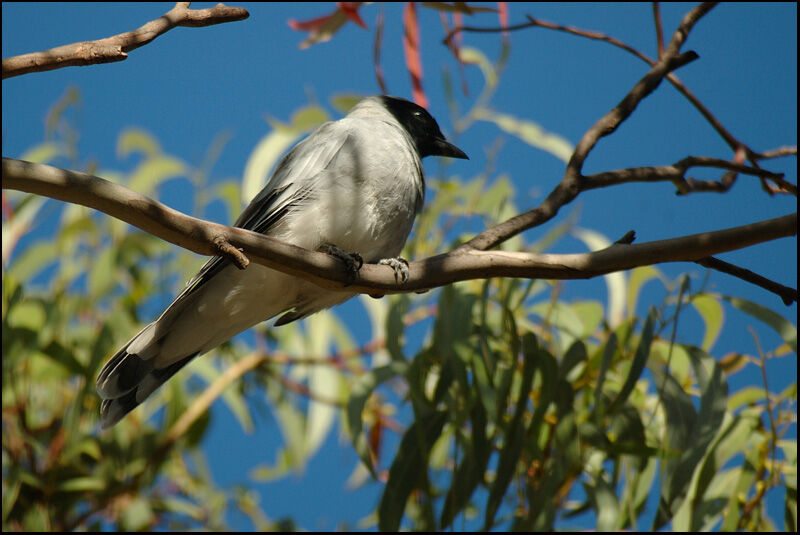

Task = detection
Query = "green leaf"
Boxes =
[483,333,537,531]
[19,142,63,164]
[652,346,728,530]
[304,313,341,459]
[117,128,161,159]
[2,473,21,523]
[727,385,766,410]
[691,294,724,351]
[2,194,46,263]
[57,477,106,492]
[128,155,187,196]
[88,246,117,297]
[330,94,363,114]
[120,497,155,531]
[212,180,242,223]
[593,333,617,419]
[439,395,489,529]
[378,410,448,531]
[386,295,410,362]
[573,227,626,326]
[475,108,574,163]
[723,295,797,353]
[459,47,497,88]
[6,300,46,331]
[560,340,587,381]
[583,476,621,531]
[627,265,663,318]
[721,432,764,531]
[433,284,478,357]
[347,361,409,475]
[570,300,605,339]
[608,312,654,413]
[191,357,253,434]
[7,241,59,284]
[666,347,729,530]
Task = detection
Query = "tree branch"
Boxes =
[583,156,791,195]
[445,5,798,190]
[1,2,249,79]
[694,257,798,305]
[3,157,796,303]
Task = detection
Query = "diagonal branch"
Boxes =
[3,157,796,303]
[446,6,797,179]
[2,2,249,79]
[457,3,722,252]
[567,2,717,178]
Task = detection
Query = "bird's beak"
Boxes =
[433,137,469,159]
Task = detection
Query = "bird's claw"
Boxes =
[379,257,410,284]
[319,244,363,286]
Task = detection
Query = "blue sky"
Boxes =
[2,2,797,531]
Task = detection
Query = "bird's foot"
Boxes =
[378,257,410,284]
[319,243,363,285]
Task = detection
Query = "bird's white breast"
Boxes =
[271,115,424,261]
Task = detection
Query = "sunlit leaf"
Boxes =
[627,265,663,318]
[572,227,626,326]
[2,195,46,263]
[724,295,797,353]
[19,142,63,164]
[584,475,620,531]
[330,93,364,114]
[6,241,58,283]
[692,294,724,351]
[6,300,46,331]
[57,477,105,492]
[475,108,574,163]
[128,155,187,196]
[191,357,253,434]
[459,46,497,88]
[117,127,161,159]
[120,497,154,531]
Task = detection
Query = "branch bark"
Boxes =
[3,157,796,303]
[1,2,249,79]
[458,3,717,253]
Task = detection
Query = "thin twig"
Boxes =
[163,352,266,446]
[446,6,796,186]
[457,2,714,252]
[695,257,798,305]
[373,8,388,94]
[2,2,249,79]
[653,2,665,58]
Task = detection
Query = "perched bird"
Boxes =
[96,95,468,428]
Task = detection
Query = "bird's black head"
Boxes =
[379,96,468,160]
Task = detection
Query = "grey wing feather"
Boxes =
[174,121,349,302]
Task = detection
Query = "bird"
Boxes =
[95,95,468,428]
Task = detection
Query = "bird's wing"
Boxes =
[96,122,353,409]
[169,121,351,305]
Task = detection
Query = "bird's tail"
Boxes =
[95,322,200,428]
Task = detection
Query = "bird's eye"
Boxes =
[413,111,422,117]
